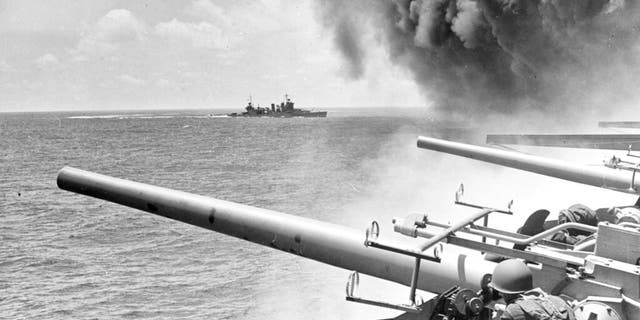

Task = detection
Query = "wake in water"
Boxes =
[67,113,223,120]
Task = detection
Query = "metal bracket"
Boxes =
[363,219,440,308]
[365,221,440,262]
[604,154,640,191]
[364,220,380,245]
[345,271,424,313]
[454,183,513,243]
[454,183,513,215]
[628,145,640,159]
[360,185,515,312]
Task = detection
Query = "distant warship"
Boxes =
[227,95,327,118]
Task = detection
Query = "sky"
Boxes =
[0,0,425,112]
[315,0,640,124]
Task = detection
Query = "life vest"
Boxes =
[504,289,575,320]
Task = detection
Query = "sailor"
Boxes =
[490,259,575,320]
[596,205,640,225]
[551,204,597,245]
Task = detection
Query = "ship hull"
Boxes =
[228,111,327,118]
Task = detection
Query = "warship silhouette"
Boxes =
[227,94,327,118]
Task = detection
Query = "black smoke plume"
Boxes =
[316,0,640,121]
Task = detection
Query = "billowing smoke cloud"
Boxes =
[317,1,367,78]
[317,0,640,121]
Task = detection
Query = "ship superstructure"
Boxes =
[227,94,327,118]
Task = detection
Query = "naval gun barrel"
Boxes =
[417,136,640,194]
[57,166,496,294]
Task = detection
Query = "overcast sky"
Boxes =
[0,0,425,112]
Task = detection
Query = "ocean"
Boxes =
[2,109,633,319]
[0,108,447,319]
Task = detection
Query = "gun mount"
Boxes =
[57,166,496,319]
[58,133,640,320]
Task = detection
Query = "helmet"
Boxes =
[489,259,533,294]
[559,204,597,226]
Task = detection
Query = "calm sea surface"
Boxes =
[2,109,482,319]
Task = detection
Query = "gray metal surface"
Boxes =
[486,134,640,150]
[56,166,640,319]
[57,166,497,294]
[417,136,640,194]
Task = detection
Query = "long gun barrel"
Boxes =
[57,166,496,295]
[417,136,640,194]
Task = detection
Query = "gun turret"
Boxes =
[57,165,640,319]
[417,136,640,194]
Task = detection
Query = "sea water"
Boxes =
[3,108,625,319]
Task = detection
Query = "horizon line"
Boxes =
[0,105,429,114]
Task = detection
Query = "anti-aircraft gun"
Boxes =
[57,135,640,320]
